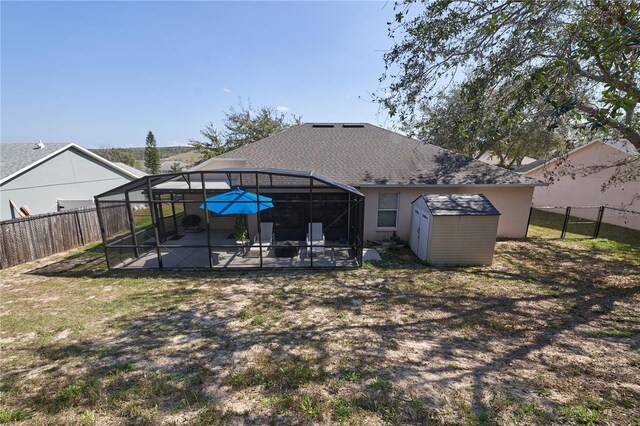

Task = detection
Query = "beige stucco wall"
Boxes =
[359,185,534,241]
[525,142,640,230]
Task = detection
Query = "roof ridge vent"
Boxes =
[342,123,364,128]
[311,124,335,128]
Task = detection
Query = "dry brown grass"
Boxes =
[0,231,638,425]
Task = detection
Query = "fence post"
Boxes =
[594,206,605,238]
[561,206,571,239]
[75,210,85,246]
[525,207,533,238]
[95,200,111,270]
[124,191,139,258]
[147,177,163,269]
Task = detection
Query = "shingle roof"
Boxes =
[211,123,541,186]
[515,158,548,174]
[113,162,147,178]
[605,139,637,154]
[160,160,187,171]
[1,142,142,184]
[418,194,500,216]
[0,142,70,180]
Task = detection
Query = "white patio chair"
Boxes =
[247,222,274,257]
[306,222,325,254]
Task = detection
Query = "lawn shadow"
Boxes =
[10,238,640,423]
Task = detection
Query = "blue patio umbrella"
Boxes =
[199,188,274,215]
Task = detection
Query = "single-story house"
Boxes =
[113,162,147,178]
[160,160,188,174]
[193,123,542,241]
[0,142,141,220]
[517,139,640,230]
[478,153,538,170]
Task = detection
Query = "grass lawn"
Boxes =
[0,219,638,425]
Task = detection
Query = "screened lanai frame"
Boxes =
[94,168,365,270]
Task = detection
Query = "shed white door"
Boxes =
[410,208,431,261]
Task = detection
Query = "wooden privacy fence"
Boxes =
[0,205,128,269]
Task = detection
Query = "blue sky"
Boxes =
[1,1,396,148]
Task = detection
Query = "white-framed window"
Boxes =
[377,193,398,228]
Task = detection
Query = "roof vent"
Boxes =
[35,140,45,149]
[312,124,335,128]
[342,124,364,128]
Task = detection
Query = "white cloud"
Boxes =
[223,87,232,93]
[276,105,289,112]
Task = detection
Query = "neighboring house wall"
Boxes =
[360,186,534,241]
[524,142,640,230]
[0,149,133,220]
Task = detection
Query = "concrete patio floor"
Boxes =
[116,231,358,269]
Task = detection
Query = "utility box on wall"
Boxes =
[410,194,500,266]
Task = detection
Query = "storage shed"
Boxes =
[410,194,500,266]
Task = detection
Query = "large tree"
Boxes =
[190,102,301,162]
[381,0,640,150]
[144,131,160,174]
[412,82,568,167]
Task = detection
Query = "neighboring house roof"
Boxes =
[1,142,70,180]
[516,139,637,175]
[604,139,637,154]
[415,194,501,216]
[515,159,549,174]
[199,123,540,186]
[113,162,147,178]
[479,153,539,169]
[160,160,187,171]
[0,142,142,184]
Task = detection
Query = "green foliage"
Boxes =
[188,124,225,163]
[169,161,185,173]
[299,395,319,419]
[233,215,247,241]
[585,327,639,338]
[92,146,193,163]
[559,400,602,425]
[331,396,355,421]
[144,131,160,174]
[190,100,301,163]
[92,147,138,166]
[382,0,640,150]
[0,407,32,422]
[412,84,568,168]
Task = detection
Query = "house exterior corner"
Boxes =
[360,185,534,242]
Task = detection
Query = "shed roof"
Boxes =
[415,194,500,216]
[199,123,541,187]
